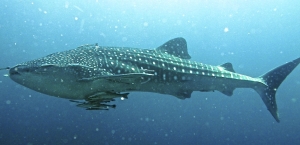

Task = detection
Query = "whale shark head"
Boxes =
[8,46,102,99]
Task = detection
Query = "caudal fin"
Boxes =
[255,57,300,122]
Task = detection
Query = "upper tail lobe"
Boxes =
[255,57,300,122]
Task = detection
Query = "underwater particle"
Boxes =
[73,135,77,139]
[62,139,68,143]
[220,116,224,120]
[122,37,127,42]
[143,22,148,27]
[96,128,99,131]
[6,100,11,104]
[75,17,78,21]
[224,27,229,32]
[111,130,115,134]
[73,5,84,12]
[3,74,8,77]
[122,137,125,140]
[65,1,69,8]
[291,98,297,102]
[205,122,210,126]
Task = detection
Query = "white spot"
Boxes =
[190,70,193,73]
[173,67,176,71]
[182,69,185,73]
[117,70,121,73]
[212,73,215,76]
[153,61,156,65]
[162,63,165,67]
[202,72,205,75]
[131,68,135,71]
[174,76,177,80]
[154,72,157,75]
[163,74,166,80]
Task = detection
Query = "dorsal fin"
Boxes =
[220,63,235,72]
[156,37,191,59]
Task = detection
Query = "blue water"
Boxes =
[1,0,300,145]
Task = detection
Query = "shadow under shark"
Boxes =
[2,38,300,122]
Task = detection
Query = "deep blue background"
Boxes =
[0,0,300,145]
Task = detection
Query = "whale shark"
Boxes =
[2,37,300,122]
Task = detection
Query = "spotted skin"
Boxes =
[8,37,300,122]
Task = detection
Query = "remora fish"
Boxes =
[2,38,300,122]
